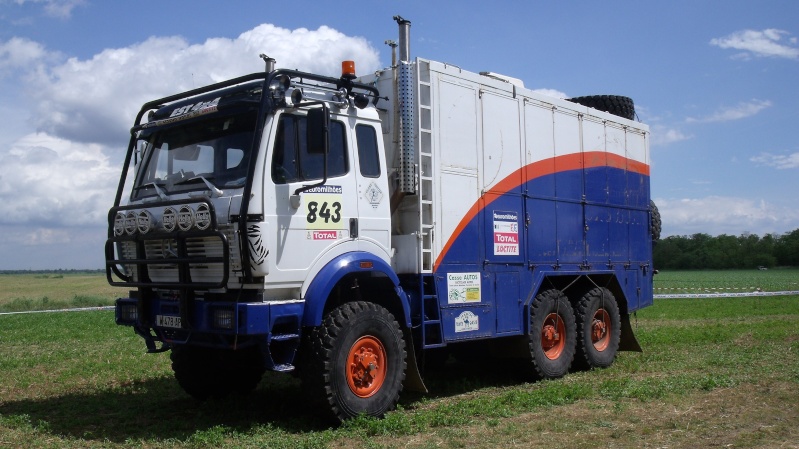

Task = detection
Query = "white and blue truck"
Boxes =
[106,16,657,421]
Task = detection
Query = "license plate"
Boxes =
[156,315,182,329]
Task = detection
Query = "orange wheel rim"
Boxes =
[541,313,566,360]
[346,335,387,398]
[591,309,611,351]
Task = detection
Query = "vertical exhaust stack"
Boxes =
[260,54,276,72]
[393,15,416,195]
[395,16,411,63]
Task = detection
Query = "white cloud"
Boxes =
[710,29,799,60]
[650,126,692,147]
[7,0,86,19]
[0,36,53,75]
[0,224,105,269]
[0,132,118,227]
[685,99,771,123]
[21,24,380,145]
[531,88,567,99]
[750,151,799,169]
[655,196,799,237]
[0,21,379,238]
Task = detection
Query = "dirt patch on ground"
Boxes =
[361,381,799,449]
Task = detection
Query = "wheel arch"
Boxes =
[301,251,411,329]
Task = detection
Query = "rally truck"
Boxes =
[106,16,655,421]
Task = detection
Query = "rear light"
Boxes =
[212,308,234,330]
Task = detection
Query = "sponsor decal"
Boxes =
[307,230,342,240]
[305,185,344,230]
[143,97,221,128]
[303,185,343,194]
[364,182,383,208]
[455,311,479,333]
[447,272,481,304]
[493,210,519,256]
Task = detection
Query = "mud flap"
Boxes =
[618,313,643,352]
[403,328,428,393]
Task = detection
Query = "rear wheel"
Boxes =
[528,289,576,379]
[575,288,621,369]
[170,345,265,400]
[302,301,406,421]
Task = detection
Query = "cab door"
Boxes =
[351,121,391,255]
[265,111,358,284]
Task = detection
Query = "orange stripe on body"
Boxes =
[432,152,649,271]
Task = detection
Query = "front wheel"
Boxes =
[302,301,407,421]
[528,289,576,379]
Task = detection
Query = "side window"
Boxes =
[272,116,299,183]
[355,124,380,178]
[272,114,348,184]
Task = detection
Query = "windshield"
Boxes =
[132,111,256,200]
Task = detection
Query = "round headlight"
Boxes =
[137,210,154,234]
[177,205,194,231]
[124,211,137,235]
[113,212,126,236]
[269,74,291,93]
[162,207,177,232]
[195,203,211,230]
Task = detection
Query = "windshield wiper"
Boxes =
[173,175,223,197]
[134,181,167,200]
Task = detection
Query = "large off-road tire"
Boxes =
[574,288,621,370]
[567,95,636,121]
[528,289,576,379]
[170,345,265,400]
[301,301,407,422]
[650,200,662,241]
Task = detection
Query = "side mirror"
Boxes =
[306,107,328,155]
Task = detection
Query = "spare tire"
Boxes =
[650,200,661,241]
[566,95,635,121]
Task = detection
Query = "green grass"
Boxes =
[654,267,799,293]
[0,272,120,312]
[1,294,798,448]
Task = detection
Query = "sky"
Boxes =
[1,0,797,269]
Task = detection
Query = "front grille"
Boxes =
[107,226,234,288]
[145,234,231,284]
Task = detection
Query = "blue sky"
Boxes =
[1,0,797,269]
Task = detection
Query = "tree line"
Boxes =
[653,228,799,270]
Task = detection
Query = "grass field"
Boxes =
[1,272,798,448]
[0,272,119,312]
[653,268,799,294]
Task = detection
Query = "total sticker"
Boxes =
[307,230,343,240]
[447,272,481,304]
[455,311,479,333]
[493,210,519,256]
